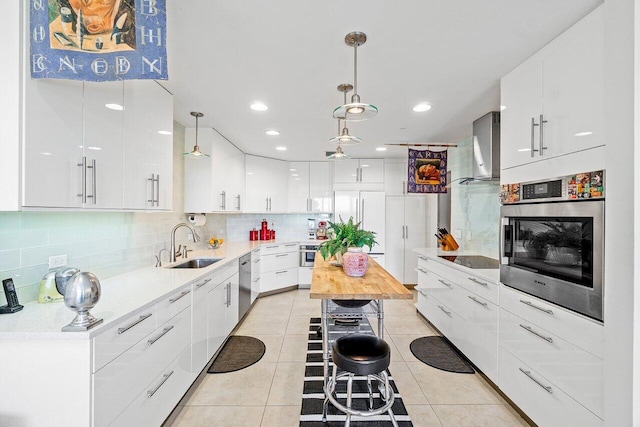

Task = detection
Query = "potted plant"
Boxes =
[318,216,377,277]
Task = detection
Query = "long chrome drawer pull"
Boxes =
[147,325,174,346]
[438,279,453,288]
[416,287,428,296]
[275,254,289,257]
[253,277,260,282]
[417,255,428,261]
[254,259,260,263]
[468,296,488,307]
[266,245,279,249]
[285,243,298,247]
[300,250,318,253]
[117,313,153,335]
[468,277,489,287]
[169,290,190,304]
[275,270,288,274]
[519,368,552,394]
[414,267,428,274]
[438,305,451,316]
[196,278,212,289]
[519,299,553,315]
[519,324,553,343]
[147,371,174,398]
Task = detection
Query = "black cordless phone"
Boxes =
[1,278,24,313]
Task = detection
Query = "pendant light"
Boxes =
[327,144,351,160]
[183,112,210,158]
[333,32,378,122]
[329,84,362,145]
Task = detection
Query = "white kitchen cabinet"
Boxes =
[334,191,386,253]
[245,154,288,212]
[288,161,333,213]
[184,127,244,213]
[500,6,604,170]
[384,159,408,196]
[224,272,240,335]
[207,280,227,359]
[385,195,430,284]
[334,159,384,184]
[191,274,215,377]
[122,81,173,211]
[22,79,85,208]
[260,243,299,292]
[250,248,261,303]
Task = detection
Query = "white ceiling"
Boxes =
[163,0,601,161]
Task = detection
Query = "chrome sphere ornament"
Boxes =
[62,271,103,332]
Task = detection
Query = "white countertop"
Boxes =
[413,247,500,284]
[0,239,308,341]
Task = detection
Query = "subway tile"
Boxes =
[0,250,20,272]
[0,230,47,251]
[0,213,21,231]
[20,244,72,268]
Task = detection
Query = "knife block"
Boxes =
[438,234,460,251]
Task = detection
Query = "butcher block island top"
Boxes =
[310,253,413,300]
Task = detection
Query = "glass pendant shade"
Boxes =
[329,127,362,145]
[327,145,351,159]
[184,112,210,158]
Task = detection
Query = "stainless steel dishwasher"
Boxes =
[239,253,252,319]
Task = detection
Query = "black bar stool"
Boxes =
[322,334,398,427]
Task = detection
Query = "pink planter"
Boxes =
[342,247,368,277]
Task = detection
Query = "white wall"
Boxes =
[603,0,638,425]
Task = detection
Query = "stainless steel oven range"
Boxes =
[300,244,319,267]
[500,171,604,322]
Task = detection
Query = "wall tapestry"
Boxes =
[407,149,448,193]
[30,0,167,81]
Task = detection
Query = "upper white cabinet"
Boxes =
[501,6,604,170]
[184,127,244,213]
[245,155,288,212]
[334,159,384,184]
[288,161,333,213]
[123,81,173,211]
[23,80,126,209]
[384,159,408,196]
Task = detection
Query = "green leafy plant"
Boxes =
[318,216,377,261]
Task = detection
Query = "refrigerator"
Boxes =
[334,191,385,263]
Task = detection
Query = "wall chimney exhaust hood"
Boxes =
[472,111,500,180]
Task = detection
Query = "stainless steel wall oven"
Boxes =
[500,172,604,322]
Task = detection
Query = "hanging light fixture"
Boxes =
[330,84,362,145]
[183,112,210,158]
[333,32,378,122]
[327,145,351,160]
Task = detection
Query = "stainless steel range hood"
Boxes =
[472,111,500,180]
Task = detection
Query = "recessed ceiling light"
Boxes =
[290,168,296,171]
[413,103,432,112]
[574,131,593,137]
[265,130,280,136]
[376,147,387,151]
[361,164,370,167]
[247,172,254,175]
[158,130,172,135]
[276,146,287,151]
[105,103,123,111]
[41,152,52,156]
[500,105,507,111]
[250,102,268,111]
[291,174,299,177]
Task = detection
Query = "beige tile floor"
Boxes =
[167,289,530,427]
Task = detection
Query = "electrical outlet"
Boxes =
[453,229,462,239]
[48,254,67,269]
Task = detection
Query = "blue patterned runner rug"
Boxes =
[299,317,413,426]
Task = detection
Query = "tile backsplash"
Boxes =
[449,136,500,258]
[225,213,331,241]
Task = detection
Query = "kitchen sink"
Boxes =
[169,258,223,269]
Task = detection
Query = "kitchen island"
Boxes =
[309,253,412,406]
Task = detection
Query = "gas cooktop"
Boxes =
[437,255,499,270]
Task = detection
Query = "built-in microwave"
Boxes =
[500,171,604,322]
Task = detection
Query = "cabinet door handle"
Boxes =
[226,283,231,307]
[438,279,453,288]
[416,287,428,297]
[402,180,406,195]
[148,174,156,205]
[253,259,260,263]
[414,267,428,274]
[539,114,548,155]
[468,295,488,307]
[361,199,365,225]
[220,191,226,210]
[77,156,87,203]
[530,117,540,157]
[519,299,553,315]
[355,198,359,222]
[405,225,409,238]
[437,305,451,316]
[155,174,160,206]
[275,270,288,274]
[518,368,553,394]
[236,194,241,211]
[169,290,190,304]
[519,324,553,343]
[276,254,288,257]
[468,277,489,287]
[269,197,272,211]
[402,225,405,239]
[285,243,298,247]
[196,278,212,289]
[253,277,260,282]
[266,197,269,211]
[147,371,174,398]
[87,159,96,204]
[117,313,153,334]
[147,325,174,346]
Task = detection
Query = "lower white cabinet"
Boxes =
[251,248,261,303]
[191,274,215,376]
[260,243,299,292]
[206,263,239,359]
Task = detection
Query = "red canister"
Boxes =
[249,229,258,241]
[270,229,276,239]
[261,219,268,231]
[260,228,270,240]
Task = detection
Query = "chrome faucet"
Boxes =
[156,248,170,267]
[170,223,201,262]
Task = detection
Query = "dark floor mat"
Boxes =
[409,336,475,374]
[207,335,265,374]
